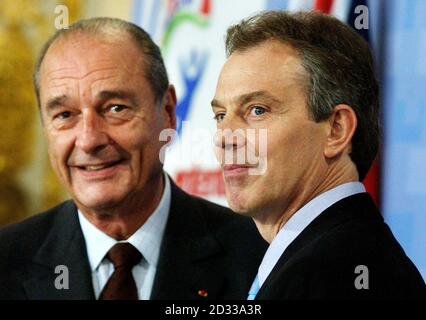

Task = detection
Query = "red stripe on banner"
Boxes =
[175,168,225,197]
[363,158,380,206]
[200,0,210,15]
[314,0,334,13]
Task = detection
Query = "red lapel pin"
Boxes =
[197,289,208,298]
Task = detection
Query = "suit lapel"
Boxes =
[256,193,381,299]
[22,181,231,299]
[23,201,94,299]
[150,181,225,300]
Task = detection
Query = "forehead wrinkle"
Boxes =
[45,65,118,82]
[236,91,281,106]
[46,81,70,91]
[45,69,122,101]
[89,75,127,99]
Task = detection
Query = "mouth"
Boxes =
[71,159,126,178]
[223,164,257,178]
[77,159,123,171]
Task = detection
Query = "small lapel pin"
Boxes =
[197,289,208,298]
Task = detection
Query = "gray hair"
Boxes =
[33,17,169,106]
[225,11,380,180]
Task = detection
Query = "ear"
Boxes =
[162,84,177,130]
[324,104,357,159]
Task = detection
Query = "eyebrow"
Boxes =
[211,90,281,109]
[44,90,138,112]
[45,95,70,112]
[97,90,138,105]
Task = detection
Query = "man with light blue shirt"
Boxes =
[212,11,425,299]
[0,17,266,300]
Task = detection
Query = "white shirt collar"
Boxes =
[78,173,171,272]
[257,181,366,287]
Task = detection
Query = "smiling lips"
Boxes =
[70,159,125,178]
[77,159,123,171]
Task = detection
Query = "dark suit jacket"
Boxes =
[0,181,267,300]
[256,193,425,299]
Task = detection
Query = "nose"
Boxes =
[75,110,110,153]
[214,116,247,150]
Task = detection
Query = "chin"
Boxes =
[229,202,266,221]
[226,193,253,216]
[75,193,125,213]
[226,188,268,219]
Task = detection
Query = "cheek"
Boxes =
[213,130,223,162]
[265,125,313,169]
[46,137,72,184]
[266,127,295,155]
[45,128,79,178]
[120,125,162,163]
[46,133,71,165]
[214,145,223,164]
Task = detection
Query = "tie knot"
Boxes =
[106,243,142,269]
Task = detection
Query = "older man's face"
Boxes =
[39,34,174,212]
[212,40,329,220]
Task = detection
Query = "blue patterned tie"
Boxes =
[247,275,260,300]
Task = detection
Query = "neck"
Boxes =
[254,160,358,243]
[78,174,165,240]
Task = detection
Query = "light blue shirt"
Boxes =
[78,173,171,300]
[248,182,366,299]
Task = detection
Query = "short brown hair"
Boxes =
[34,17,169,106]
[225,11,380,180]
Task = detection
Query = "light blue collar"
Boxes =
[78,173,171,271]
[257,181,366,287]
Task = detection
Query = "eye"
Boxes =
[50,110,77,129]
[104,104,135,123]
[214,113,225,123]
[250,105,267,117]
[54,111,72,120]
[109,104,126,113]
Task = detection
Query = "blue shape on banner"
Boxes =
[176,49,209,134]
